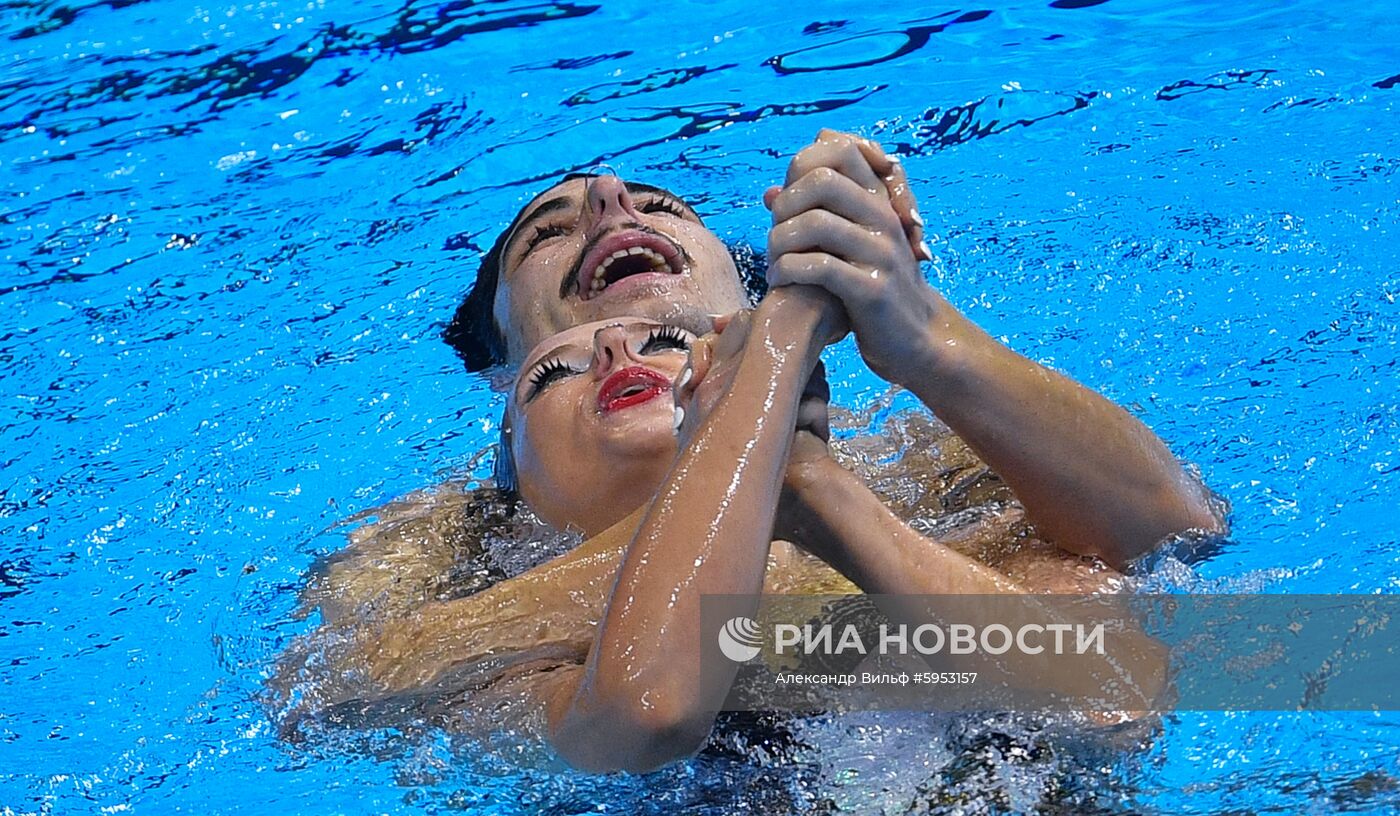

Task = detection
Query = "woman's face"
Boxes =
[507,317,695,536]
[492,175,747,365]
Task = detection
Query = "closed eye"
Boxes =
[526,224,568,251]
[637,196,688,218]
[524,357,581,402]
[639,325,692,355]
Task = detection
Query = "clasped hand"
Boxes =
[764,128,942,387]
[671,129,938,546]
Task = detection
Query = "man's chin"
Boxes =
[575,281,717,335]
[579,270,686,306]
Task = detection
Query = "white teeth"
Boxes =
[672,405,685,432]
[599,246,666,272]
[585,245,674,298]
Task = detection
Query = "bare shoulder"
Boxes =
[301,480,519,624]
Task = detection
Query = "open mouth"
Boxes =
[572,228,686,301]
[597,366,672,414]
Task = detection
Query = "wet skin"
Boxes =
[490,132,1223,569]
[293,296,1167,771]
[492,176,748,366]
[507,319,697,537]
[498,132,1213,767]
[280,129,1221,770]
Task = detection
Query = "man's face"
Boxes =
[492,175,748,365]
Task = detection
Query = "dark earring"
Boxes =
[494,419,518,495]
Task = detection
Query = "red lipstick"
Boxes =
[597,366,672,414]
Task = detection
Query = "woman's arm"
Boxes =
[270,507,638,732]
[274,495,855,743]
[542,286,840,773]
[764,129,1225,568]
[782,438,1021,596]
[299,482,480,626]
[275,306,842,755]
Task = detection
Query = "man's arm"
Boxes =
[897,302,1223,567]
[765,129,1225,568]
[780,445,1167,708]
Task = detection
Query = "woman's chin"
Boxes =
[596,399,680,455]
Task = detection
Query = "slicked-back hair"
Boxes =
[442,207,521,373]
[441,178,768,373]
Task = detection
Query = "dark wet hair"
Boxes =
[441,177,769,373]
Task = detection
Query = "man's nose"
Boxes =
[583,175,640,237]
[590,324,635,377]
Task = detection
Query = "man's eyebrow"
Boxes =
[505,183,697,271]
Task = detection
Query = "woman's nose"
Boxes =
[583,174,640,237]
[590,324,635,377]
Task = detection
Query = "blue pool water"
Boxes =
[3,0,1399,812]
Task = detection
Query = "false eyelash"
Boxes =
[525,357,578,400]
[640,325,692,354]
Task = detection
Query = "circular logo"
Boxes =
[718,616,763,663]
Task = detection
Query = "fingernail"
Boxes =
[673,405,686,432]
[909,208,924,227]
[918,241,933,261]
[677,366,692,390]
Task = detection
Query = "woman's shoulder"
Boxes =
[302,479,560,624]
